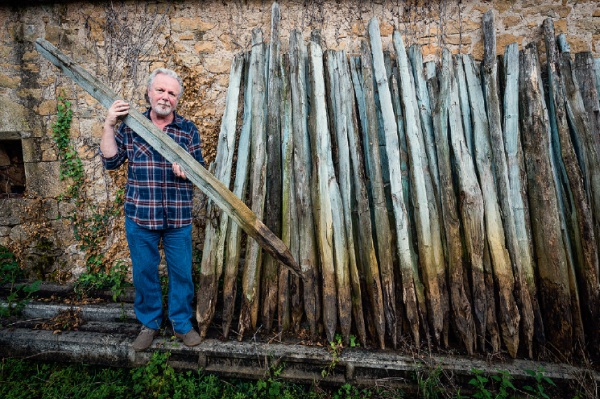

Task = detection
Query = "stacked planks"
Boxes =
[197,4,600,361]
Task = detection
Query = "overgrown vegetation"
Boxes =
[0,245,40,318]
[52,95,129,299]
[0,352,583,399]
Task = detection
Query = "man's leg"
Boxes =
[162,224,200,346]
[125,217,164,330]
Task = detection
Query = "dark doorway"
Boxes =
[0,139,26,198]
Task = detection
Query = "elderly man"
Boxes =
[100,68,205,351]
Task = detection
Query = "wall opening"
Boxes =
[0,139,26,198]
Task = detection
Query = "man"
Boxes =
[100,68,205,351]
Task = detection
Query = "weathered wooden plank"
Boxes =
[455,54,474,155]
[594,58,600,103]
[238,29,268,339]
[308,40,341,343]
[482,11,533,358]
[289,30,319,337]
[34,38,299,276]
[325,50,369,347]
[221,53,254,339]
[392,27,448,346]
[197,53,244,338]
[502,42,545,350]
[450,54,487,353]
[463,51,520,357]
[262,2,283,332]
[519,42,573,356]
[434,48,475,355]
[352,50,402,347]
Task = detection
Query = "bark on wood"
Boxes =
[197,53,244,338]
[34,37,299,276]
[435,48,475,355]
[262,2,283,332]
[325,50,369,347]
[351,51,407,346]
[482,11,533,358]
[450,54,487,352]
[238,29,268,339]
[221,52,254,339]
[308,41,341,343]
[463,52,520,357]
[502,43,545,349]
[519,42,573,356]
[289,30,319,337]
[392,28,448,346]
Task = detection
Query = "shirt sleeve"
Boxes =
[100,123,128,170]
[189,123,206,168]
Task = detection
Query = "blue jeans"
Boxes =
[125,217,194,335]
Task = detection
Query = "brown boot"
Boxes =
[175,328,202,347]
[132,326,158,351]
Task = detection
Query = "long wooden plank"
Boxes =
[482,11,533,358]
[392,26,447,346]
[197,53,244,338]
[520,42,573,357]
[34,38,300,276]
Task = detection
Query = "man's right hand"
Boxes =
[101,100,130,158]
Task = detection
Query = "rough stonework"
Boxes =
[0,0,598,280]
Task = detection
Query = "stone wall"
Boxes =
[0,0,598,279]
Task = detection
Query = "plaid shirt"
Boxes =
[101,109,206,230]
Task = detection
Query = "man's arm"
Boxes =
[101,100,130,158]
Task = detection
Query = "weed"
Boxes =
[74,260,131,301]
[415,365,443,399]
[0,245,40,318]
[322,333,344,378]
[523,368,557,399]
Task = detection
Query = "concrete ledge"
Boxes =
[1,300,599,387]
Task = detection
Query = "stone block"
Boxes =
[43,199,59,220]
[21,137,41,163]
[204,58,231,74]
[0,74,20,89]
[9,225,27,242]
[0,199,23,226]
[0,97,32,132]
[194,41,216,53]
[24,161,63,198]
[0,226,10,237]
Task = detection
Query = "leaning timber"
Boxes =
[434,48,475,355]
[449,54,487,352]
[482,11,533,358]
[325,50,368,347]
[262,2,283,332]
[392,27,448,346]
[197,53,244,338]
[502,43,545,349]
[289,30,319,337]
[463,52,520,357]
[34,38,300,276]
[308,40,341,343]
[221,53,254,339]
[352,47,410,346]
[519,43,573,357]
[238,28,268,340]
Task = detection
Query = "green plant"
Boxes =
[322,334,344,378]
[416,365,443,399]
[74,260,130,301]
[523,368,556,399]
[0,245,40,318]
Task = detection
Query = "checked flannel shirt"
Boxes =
[101,109,206,230]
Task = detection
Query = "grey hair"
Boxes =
[146,68,184,99]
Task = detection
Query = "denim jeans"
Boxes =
[125,217,194,335]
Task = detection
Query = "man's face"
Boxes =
[148,73,181,117]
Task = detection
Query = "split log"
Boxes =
[238,28,268,339]
[594,58,600,103]
[222,53,254,339]
[197,53,244,338]
[34,38,299,277]
[482,11,533,358]
[325,50,369,347]
[519,42,573,357]
[279,54,301,332]
[502,43,545,349]
[434,48,475,355]
[450,54,487,352]
[463,52,520,357]
[262,2,283,332]
[392,27,448,346]
[455,54,474,155]
[308,41,345,343]
[351,51,405,346]
[289,30,319,337]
